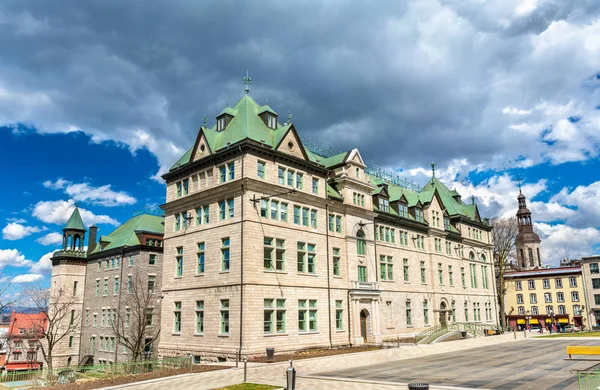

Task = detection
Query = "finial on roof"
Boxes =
[430,162,436,182]
[202,115,207,127]
[243,70,252,95]
[287,110,293,124]
[471,195,475,205]
[516,173,523,192]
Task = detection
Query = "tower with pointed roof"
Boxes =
[49,206,88,368]
[515,190,543,269]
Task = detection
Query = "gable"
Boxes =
[191,130,212,163]
[275,127,308,160]
[347,149,366,167]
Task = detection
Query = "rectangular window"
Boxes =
[173,302,181,333]
[195,301,204,334]
[228,198,235,218]
[530,293,537,304]
[555,278,562,288]
[203,205,210,224]
[307,244,316,274]
[543,278,550,289]
[149,254,156,266]
[312,178,319,194]
[298,299,317,332]
[448,265,453,286]
[129,255,134,266]
[197,242,205,274]
[264,299,286,334]
[406,301,412,326]
[280,203,288,222]
[182,178,189,195]
[571,291,580,302]
[423,301,429,325]
[517,294,524,304]
[531,306,538,315]
[221,237,230,271]
[336,300,343,330]
[296,172,303,189]
[557,292,565,302]
[403,259,409,282]
[399,204,408,218]
[257,161,266,179]
[261,199,268,218]
[302,207,309,226]
[528,280,535,289]
[569,276,578,288]
[297,242,306,272]
[220,300,230,334]
[591,263,600,274]
[264,238,274,269]
[293,205,301,225]
[544,292,552,303]
[335,216,342,233]
[95,280,99,297]
[333,248,341,276]
[148,275,156,293]
[328,214,334,232]
[358,265,367,282]
[420,261,426,283]
[461,267,466,287]
[380,256,393,281]
[270,200,279,220]
[176,247,183,277]
[146,308,154,326]
[114,277,119,295]
[125,308,130,327]
[103,278,108,296]
[438,263,443,285]
[278,167,285,185]
[516,281,522,290]
[310,209,317,228]
[219,201,226,220]
[73,281,78,296]
[592,278,600,289]
[127,275,133,293]
[287,170,294,187]
[174,213,181,231]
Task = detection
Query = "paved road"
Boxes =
[314,339,600,389]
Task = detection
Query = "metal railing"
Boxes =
[0,357,190,388]
[572,363,600,390]
[415,322,497,344]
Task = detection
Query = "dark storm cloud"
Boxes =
[1,0,600,175]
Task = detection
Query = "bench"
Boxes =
[566,346,600,359]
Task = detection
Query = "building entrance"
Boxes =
[360,310,369,342]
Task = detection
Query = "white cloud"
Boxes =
[36,232,63,246]
[550,180,600,227]
[12,274,43,283]
[536,223,600,266]
[502,106,532,115]
[29,251,56,274]
[2,222,43,240]
[0,249,32,269]
[32,199,118,226]
[43,179,136,207]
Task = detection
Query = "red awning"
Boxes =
[5,362,41,370]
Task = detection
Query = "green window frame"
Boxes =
[312,178,318,194]
[356,231,366,255]
[328,214,334,232]
[176,247,183,277]
[406,301,412,326]
[221,238,230,271]
[380,255,393,281]
[197,242,205,274]
[423,300,429,325]
[220,300,229,334]
[293,205,301,224]
[448,265,453,286]
[461,267,466,287]
[403,259,409,282]
[307,243,316,274]
[335,300,343,330]
[257,161,266,179]
[358,265,367,282]
[420,261,426,283]
[297,242,306,272]
[335,216,342,233]
[280,203,288,222]
[332,248,341,276]
[173,302,181,333]
[195,301,204,334]
[438,263,443,285]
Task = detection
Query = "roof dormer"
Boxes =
[258,105,278,129]
[216,107,235,132]
[410,200,425,223]
[373,183,390,213]
[392,194,409,218]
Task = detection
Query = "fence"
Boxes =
[574,363,600,390]
[415,322,497,344]
[0,357,191,389]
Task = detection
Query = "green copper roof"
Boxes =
[218,106,236,117]
[320,151,349,168]
[257,105,278,116]
[327,183,343,200]
[64,207,86,231]
[91,214,164,253]
[170,95,300,171]
[421,177,476,219]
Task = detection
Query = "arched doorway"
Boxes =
[440,301,448,328]
[360,309,369,342]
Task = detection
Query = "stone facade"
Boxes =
[158,92,497,362]
[580,255,600,328]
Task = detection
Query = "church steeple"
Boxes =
[61,206,87,253]
[514,190,542,270]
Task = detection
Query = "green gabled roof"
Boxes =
[327,183,343,200]
[91,214,164,253]
[320,151,349,168]
[421,177,471,218]
[257,105,277,116]
[218,106,236,117]
[64,207,86,231]
[170,95,300,171]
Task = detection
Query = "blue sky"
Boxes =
[1,0,600,290]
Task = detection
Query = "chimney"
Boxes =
[88,225,98,254]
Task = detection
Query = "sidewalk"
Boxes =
[102,333,524,390]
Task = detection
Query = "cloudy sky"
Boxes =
[1,0,600,289]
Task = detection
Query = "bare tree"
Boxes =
[26,285,81,372]
[0,270,19,315]
[110,271,161,363]
[492,217,519,330]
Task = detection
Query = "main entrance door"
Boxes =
[440,302,447,328]
[360,310,369,342]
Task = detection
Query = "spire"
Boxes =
[243,71,252,95]
[287,110,293,124]
[430,162,436,183]
[64,206,86,231]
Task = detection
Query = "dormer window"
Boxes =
[378,198,389,213]
[415,208,424,223]
[217,117,226,131]
[444,217,450,231]
[267,115,277,129]
[398,202,408,218]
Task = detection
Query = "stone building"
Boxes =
[158,87,497,362]
[50,209,164,367]
[515,190,543,270]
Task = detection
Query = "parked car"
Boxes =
[564,325,580,332]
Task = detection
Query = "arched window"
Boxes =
[469,251,475,261]
[537,248,541,266]
[356,230,366,255]
[528,248,534,267]
[480,254,486,263]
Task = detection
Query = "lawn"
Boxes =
[213,384,280,390]
[540,332,600,338]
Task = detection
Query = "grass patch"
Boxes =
[538,332,600,338]
[213,384,280,390]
